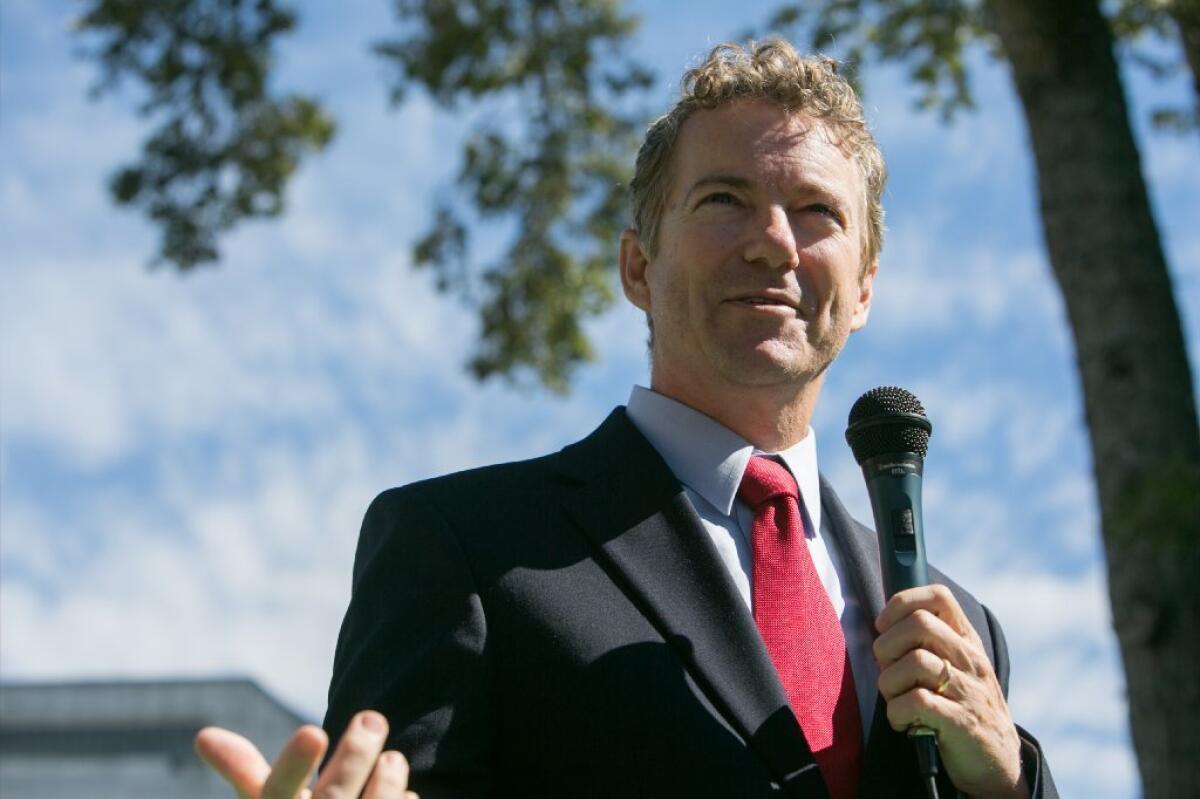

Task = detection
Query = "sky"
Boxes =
[2,2,1198,797]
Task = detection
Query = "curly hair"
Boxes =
[630,39,886,273]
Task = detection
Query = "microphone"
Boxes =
[844,386,941,795]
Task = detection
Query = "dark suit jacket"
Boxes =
[324,408,1055,798]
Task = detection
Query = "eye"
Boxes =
[700,191,739,206]
[805,203,844,224]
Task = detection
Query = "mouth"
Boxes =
[728,292,800,313]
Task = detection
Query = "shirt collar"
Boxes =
[625,386,822,532]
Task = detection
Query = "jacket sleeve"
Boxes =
[322,486,494,798]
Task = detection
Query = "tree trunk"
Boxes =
[983,0,1200,795]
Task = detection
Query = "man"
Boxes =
[197,40,1055,798]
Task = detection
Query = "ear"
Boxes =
[619,228,653,312]
[849,258,877,332]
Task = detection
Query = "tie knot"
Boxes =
[738,456,799,509]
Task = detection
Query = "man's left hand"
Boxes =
[874,584,1029,799]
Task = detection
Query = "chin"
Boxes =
[713,349,823,388]
[749,332,844,377]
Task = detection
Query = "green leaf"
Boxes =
[75,0,334,270]
[375,0,650,391]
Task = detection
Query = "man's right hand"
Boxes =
[194,710,417,799]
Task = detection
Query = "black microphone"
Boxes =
[844,386,941,796]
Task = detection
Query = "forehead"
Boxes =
[668,100,864,208]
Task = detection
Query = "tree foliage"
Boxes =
[75,0,335,269]
[753,0,989,119]
[373,0,652,391]
[75,0,1195,388]
[1110,0,1200,132]
[76,0,651,390]
[759,0,1200,129]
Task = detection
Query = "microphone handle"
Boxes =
[859,451,941,786]
[859,451,929,595]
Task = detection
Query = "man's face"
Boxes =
[621,99,876,402]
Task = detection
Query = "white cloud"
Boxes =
[1045,735,1139,798]
[873,61,1029,190]
[3,425,405,715]
[870,225,1064,340]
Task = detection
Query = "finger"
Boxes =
[885,686,960,734]
[312,710,389,799]
[876,584,974,637]
[260,725,328,799]
[886,678,1024,797]
[362,751,411,798]
[877,647,949,702]
[873,606,970,669]
[195,727,272,799]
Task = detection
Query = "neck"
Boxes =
[649,372,824,452]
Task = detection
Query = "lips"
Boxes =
[729,291,800,311]
[738,297,791,306]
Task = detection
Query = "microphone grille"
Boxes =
[845,386,932,462]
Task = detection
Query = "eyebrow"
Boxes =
[682,173,847,208]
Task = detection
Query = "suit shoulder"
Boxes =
[350,455,560,586]
[364,450,567,522]
[384,448,561,499]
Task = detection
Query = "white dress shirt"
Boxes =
[625,385,878,734]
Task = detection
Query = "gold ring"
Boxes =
[935,658,953,695]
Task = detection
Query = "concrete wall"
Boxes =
[0,679,310,799]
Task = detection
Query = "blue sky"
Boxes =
[2,2,1197,796]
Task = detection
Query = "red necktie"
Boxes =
[739,456,863,799]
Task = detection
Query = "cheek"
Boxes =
[645,256,697,327]
[681,214,744,258]
[794,246,837,296]
[655,238,726,302]
[799,240,860,293]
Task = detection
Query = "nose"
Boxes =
[742,205,800,271]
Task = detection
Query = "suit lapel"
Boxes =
[557,410,827,797]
